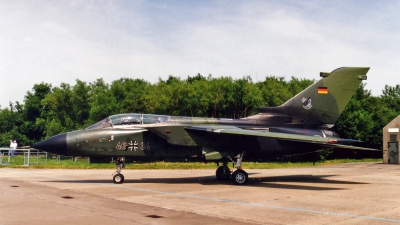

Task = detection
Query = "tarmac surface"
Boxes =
[1,162,400,224]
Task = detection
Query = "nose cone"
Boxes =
[32,133,68,155]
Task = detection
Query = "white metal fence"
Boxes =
[0,148,48,166]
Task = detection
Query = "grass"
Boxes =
[0,155,382,169]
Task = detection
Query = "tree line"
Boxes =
[1,73,399,154]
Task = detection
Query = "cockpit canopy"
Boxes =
[85,114,171,130]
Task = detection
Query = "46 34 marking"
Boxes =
[116,141,150,151]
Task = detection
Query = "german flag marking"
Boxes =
[318,87,328,94]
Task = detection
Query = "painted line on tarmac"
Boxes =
[3,169,400,223]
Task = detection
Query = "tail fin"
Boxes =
[258,67,370,127]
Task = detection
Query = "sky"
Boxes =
[1,0,399,109]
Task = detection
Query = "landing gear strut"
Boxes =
[215,152,248,185]
[112,157,125,184]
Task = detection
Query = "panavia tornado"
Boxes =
[32,67,377,185]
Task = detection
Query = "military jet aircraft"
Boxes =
[32,67,377,185]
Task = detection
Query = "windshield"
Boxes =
[85,117,113,130]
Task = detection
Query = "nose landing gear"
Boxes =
[112,157,125,184]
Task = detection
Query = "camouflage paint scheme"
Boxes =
[33,67,374,163]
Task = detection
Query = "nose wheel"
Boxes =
[113,174,124,184]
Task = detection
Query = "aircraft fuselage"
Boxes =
[35,114,335,162]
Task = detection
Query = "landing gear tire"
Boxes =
[216,166,231,180]
[231,169,248,185]
[113,174,124,184]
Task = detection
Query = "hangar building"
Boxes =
[383,115,400,164]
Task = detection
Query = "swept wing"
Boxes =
[185,126,379,151]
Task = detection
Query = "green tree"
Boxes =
[88,78,119,124]
[288,77,314,96]
[176,74,213,117]
[158,76,184,116]
[240,79,264,117]
[0,106,16,146]
[72,80,91,126]
[143,81,171,114]
[18,83,52,144]
[41,80,91,137]
[258,77,292,107]
[111,78,150,114]
[335,84,381,145]
[209,76,235,118]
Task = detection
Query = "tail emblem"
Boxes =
[302,97,312,110]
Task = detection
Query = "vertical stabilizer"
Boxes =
[258,67,370,126]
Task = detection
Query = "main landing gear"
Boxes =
[215,152,248,185]
[112,157,125,184]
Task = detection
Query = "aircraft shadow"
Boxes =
[245,174,367,190]
[42,173,366,191]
